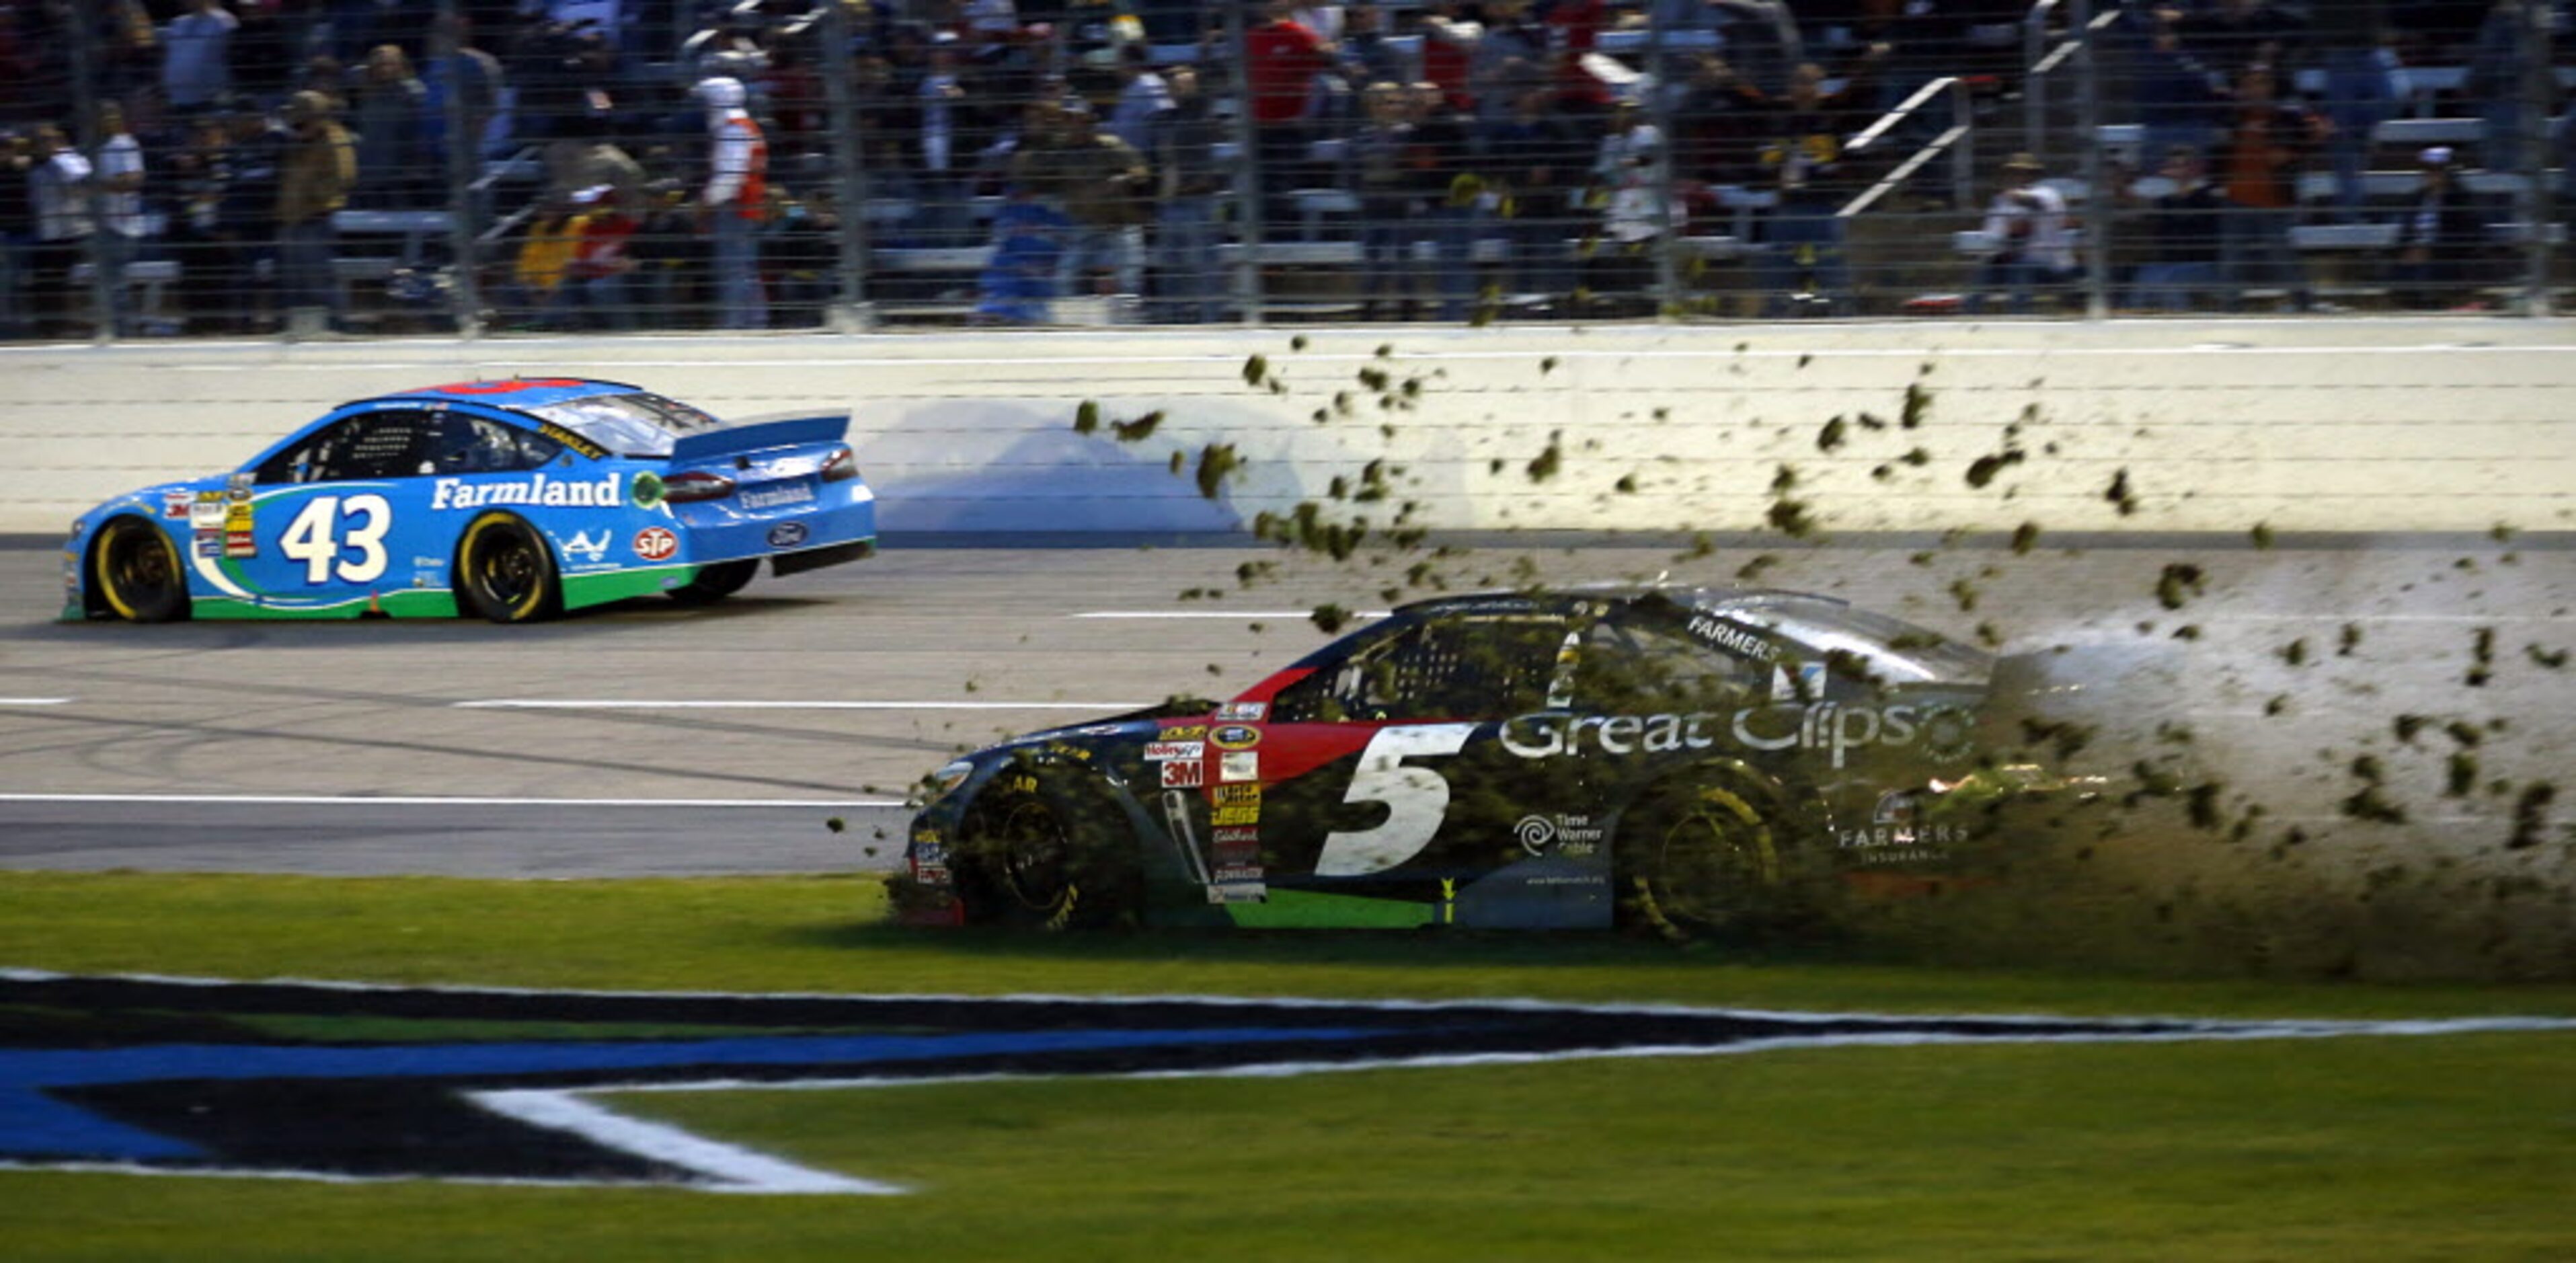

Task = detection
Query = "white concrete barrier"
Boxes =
[5,320,2571,537]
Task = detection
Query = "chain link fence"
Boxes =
[2,1,2563,339]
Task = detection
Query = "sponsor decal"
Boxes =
[1220,751,1259,783]
[767,521,810,548]
[632,527,679,562]
[223,502,253,531]
[740,480,817,510]
[535,422,610,460]
[1212,783,1261,807]
[1160,724,1208,741]
[1211,804,1259,827]
[1770,661,1829,703]
[630,471,666,509]
[1206,882,1270,904]
[1499,703,1976,769]
[559,529,611,564]
[226,472,255,502]
[1210,724,1261,751]
[194,537,224,558]
[1212,866,1265,884]
[1514,812,1606,857]
[1216,701,1268,722]
[223,530,256,560]
[1161,760,1205,789]
[430,473,623,510]
[4,974,2540,1192]
[1142,741,1204,762]
[190,498,226,529]
[1840,790,1966,853]
[1210,827,1259,846]
[1687,615,1780,662]
[161,492,190,519]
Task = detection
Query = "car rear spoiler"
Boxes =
[669,413,850,463]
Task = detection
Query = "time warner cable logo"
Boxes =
[3,972,2568,1193]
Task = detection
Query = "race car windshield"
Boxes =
[521,392,723,457]
[1727,600,1990,685]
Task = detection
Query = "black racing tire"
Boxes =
[93,516,190,623]
[456,512,561,624]
[666,558,758,606]
[1616,779,1795,942]
[953,777,1142,930]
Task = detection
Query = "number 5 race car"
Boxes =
[899,586,2051,935]
[65,379,875,623]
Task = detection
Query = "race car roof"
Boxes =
[366,379,642,410]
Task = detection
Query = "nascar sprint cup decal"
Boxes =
[4,972,2569,1194]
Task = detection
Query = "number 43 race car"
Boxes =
[900,586,2053,935]
[65,379,875,623]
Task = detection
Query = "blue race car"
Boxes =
[64,378,875,623]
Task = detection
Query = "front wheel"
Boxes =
[456,513,560,624]
[1617,781,1795,941]
[667,558,758,606]
[94,517,190,623]
[953,779,1141,929]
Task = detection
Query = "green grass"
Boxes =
[5,871,2575,1260]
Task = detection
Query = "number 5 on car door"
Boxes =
[1314,723,1480,876]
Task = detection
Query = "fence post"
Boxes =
[2517,0,2556,317]
[66,12,110,341]
[1224,2,1265,325]
[2075,0,2109,320]
[433,1,484,338]
[819,0,874,332]
[1647,7,1680,319]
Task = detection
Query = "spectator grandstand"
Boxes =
[0,0,2565,337]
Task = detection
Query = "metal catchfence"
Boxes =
[1,1,2563,340]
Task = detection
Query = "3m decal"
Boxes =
[633,528,679,562]
[5,972,2557,1194]
[1161,759,1205,789]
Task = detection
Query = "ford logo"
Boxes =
[766,521,810,548]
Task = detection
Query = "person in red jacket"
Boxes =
[1243,1,1334,229]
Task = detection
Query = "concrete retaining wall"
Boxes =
[5,319,2571,537]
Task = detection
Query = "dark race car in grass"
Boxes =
[65,378,875,623]
[899,586,2054,934]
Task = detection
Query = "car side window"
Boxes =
[1276,615,1570,723]
[1577,616,1763,713]
[430,414,563,475]
[253,410,442,484]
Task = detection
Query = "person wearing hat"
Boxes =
[2388,145,2487,309]
[1967,152,2078,315]
[276,89,355,331]
[694,74,769,330]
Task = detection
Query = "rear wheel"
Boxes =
[1617,780,1793,941]
[94,517,190,623]
[456,513,559,624]
[954,779,1141,929]
[666,558,758,606]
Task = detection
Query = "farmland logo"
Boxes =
[1,973,2563,1195]
[428,473,623,510]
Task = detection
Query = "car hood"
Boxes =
[990,696,1217,754]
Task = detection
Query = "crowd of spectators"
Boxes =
[0,0,2567,338]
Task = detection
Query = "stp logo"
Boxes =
[633,527,679,562]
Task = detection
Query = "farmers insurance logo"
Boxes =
[3,972,2567,1194]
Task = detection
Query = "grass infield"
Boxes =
[5,870,2575,1260]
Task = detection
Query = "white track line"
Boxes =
[472,1089,900,1195]
[1070,611,1390,620]
[454,699,1142,711]
[0,793,902,808]
[0,697,72,705]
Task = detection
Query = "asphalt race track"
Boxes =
[2,533,2568,878]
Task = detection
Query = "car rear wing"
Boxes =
[668,413,850,463]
